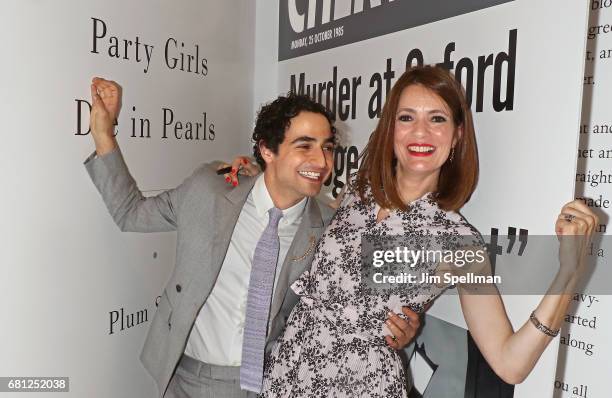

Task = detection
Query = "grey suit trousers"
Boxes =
[166,356,257,398]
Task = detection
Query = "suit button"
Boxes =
[168,322,172,330]
[176,284,182,293]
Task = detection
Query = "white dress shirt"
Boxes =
[184,175,306,366]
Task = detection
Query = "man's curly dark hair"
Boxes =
[252,92,336,170]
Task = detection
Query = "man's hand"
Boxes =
[385,307,421,350]
[90,77,122,156]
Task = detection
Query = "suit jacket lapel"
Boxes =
[269,197,326,322]
[208,177,257,280]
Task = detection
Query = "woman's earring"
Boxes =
[448,147,455,163]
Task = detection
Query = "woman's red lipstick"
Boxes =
[407,143,435,157]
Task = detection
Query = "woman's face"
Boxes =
[393,84,460,184]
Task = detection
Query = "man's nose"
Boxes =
[310,147,329,169]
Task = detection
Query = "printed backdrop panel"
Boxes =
[274,0,589,396]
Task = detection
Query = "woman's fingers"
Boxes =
[216,163,234,185]
[555,200,600,276]
[562,200,598,225]
[229,157,244,186]
[230,156,261,186]
[240,157,261,176]
[556,200,598,236]
[224,157,243,186]
[218,157,261,187]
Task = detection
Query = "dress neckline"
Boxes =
[371,192,435,225]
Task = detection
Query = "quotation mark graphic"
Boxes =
[506,227,529,255]
[487,227,529,274]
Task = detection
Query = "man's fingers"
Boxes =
[90,85,98,104]
[389,311,420,336]
[401,307,420,326]
[386,313,417,349]
[385,335,400,350]
[385,313,407,339]
[383,309,421,350]
[91,78,122,105]
[93,77,117,91]
[90,85,103,107]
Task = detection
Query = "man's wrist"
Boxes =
[95,138,118,157]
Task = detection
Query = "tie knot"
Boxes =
[268,207,283,227]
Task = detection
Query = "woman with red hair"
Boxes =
[245,66,595,397]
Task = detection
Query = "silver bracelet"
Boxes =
[529,311,559,337]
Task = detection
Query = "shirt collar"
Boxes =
[252,174,307,226]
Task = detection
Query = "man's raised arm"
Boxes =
[84,77,189,233]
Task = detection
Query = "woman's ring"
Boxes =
[391,335,398,342]
[564,214,576,222]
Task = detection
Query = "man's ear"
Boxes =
[259,141,275,165]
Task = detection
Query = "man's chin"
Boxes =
[297,183,323,197]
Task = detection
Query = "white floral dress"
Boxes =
[260,184,482,398]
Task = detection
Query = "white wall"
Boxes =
[0,1,254,396]
[253,0,280,116]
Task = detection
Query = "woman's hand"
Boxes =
[90,77,122,156]
[217,156,261,186]
[555,199,598,278]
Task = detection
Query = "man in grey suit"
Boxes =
[85,77,420,398]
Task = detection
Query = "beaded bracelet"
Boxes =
[529,311,559,337]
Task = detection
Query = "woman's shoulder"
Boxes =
[424,199,485,244]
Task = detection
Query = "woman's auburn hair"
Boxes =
[355,65,479,212]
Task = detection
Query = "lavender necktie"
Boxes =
[240,207,283,393]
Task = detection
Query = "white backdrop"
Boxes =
[553,2,612,397]
[0,1,254,397]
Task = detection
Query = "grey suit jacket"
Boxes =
[85,148,334,397]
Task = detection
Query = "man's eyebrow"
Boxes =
[290,135,336,145]
[290,136,317,144]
